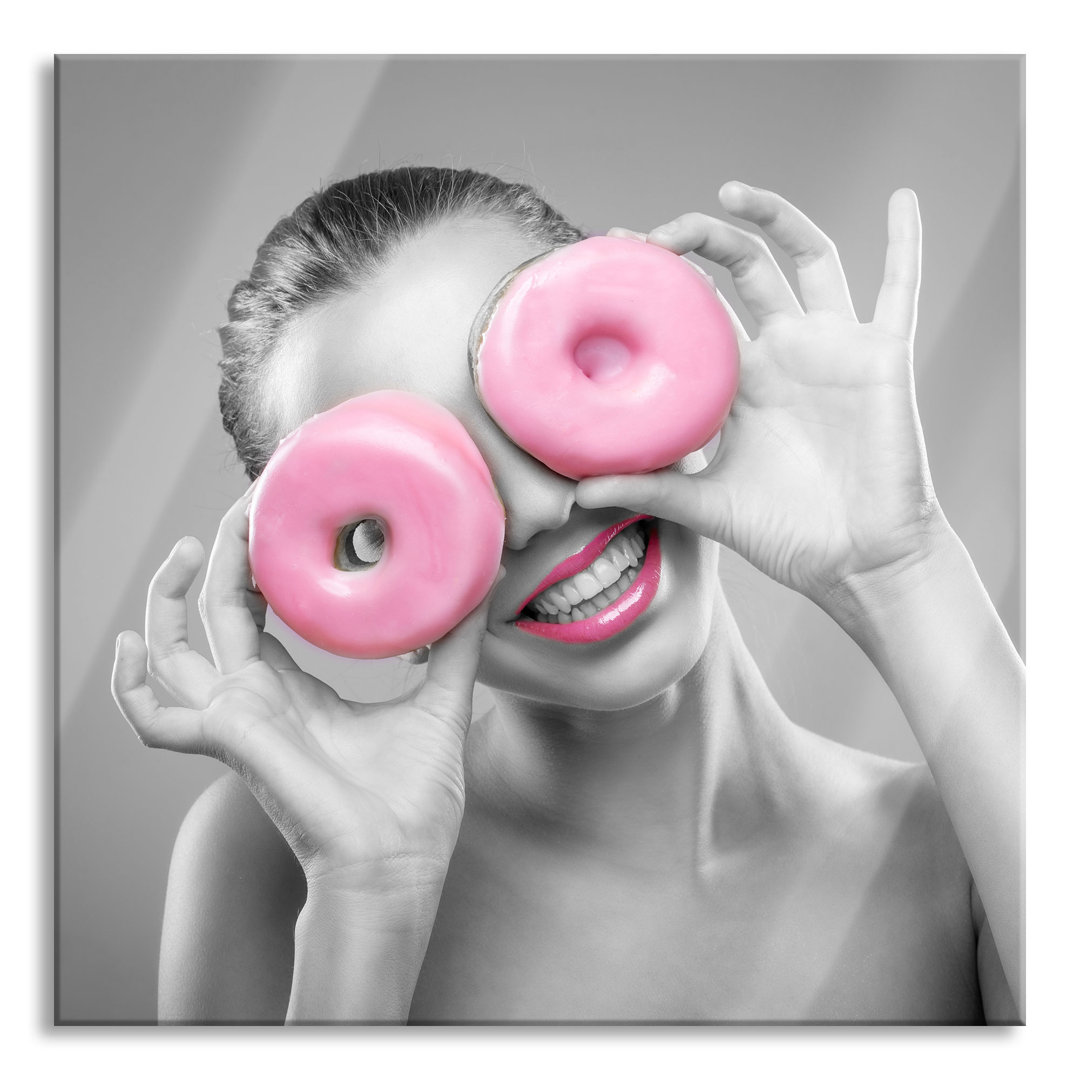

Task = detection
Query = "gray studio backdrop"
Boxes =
[57,56,1022,1022]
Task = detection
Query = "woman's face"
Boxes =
[267,216,721,711]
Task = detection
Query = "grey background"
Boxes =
[57,56,1022,1022]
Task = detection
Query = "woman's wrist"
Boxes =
[288,868,447,1024]
[303,845,454,900]
[817,508,962,638]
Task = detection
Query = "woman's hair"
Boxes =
[218,166,585,480]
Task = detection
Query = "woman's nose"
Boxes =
[490,442,577,550]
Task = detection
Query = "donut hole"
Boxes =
[572,333,632,382]
[335,517,386,571]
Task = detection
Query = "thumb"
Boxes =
[415,567,504,726]
[576,471,730,545]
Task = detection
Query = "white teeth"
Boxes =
[617,534,641,568]
[524,521,651,622]
[593,556,621,589]
[575,569,603,601]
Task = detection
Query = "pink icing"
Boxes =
[474,236,739,479]
[248,391,505,660]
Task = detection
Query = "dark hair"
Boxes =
[218,166,585,480]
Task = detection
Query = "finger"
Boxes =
[718,181,857,320]
[247,577,268,633]
[873,188,922,342]
[576,471,731,548]
[646,212,802,326]
[200,486,262,674]
[607,226,647,240]
[416,569,504,723]
[259,631,301,672]
[144,536,218,706]
[112,630,207,753]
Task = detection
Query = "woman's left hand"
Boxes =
[578,183,947,614]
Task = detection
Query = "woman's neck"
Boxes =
[470,592,794,875]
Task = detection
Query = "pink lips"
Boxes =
[514,515,661,644]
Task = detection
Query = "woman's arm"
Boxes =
[579,183,1023,1016]
[825,517,1023,1017]
[115,490,500,1023]
[160,772,451,1024]
[287,868,445,1023]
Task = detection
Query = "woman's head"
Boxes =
[220,166,721,711]
[218,166,585,481]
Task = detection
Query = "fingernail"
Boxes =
[731,180,763,201]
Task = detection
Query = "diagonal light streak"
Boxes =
[60,58,389,727]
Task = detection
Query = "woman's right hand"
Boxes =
[111,487,498,900]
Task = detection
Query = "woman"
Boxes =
[111,167,1023,1023]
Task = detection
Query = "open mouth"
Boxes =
[514,516,661,643]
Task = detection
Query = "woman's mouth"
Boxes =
[513,516,661,643]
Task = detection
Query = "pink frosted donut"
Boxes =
[469,235,739,480]
[248,391,505,660]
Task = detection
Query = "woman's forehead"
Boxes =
[270,217,544,429]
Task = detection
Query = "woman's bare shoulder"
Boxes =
[172,771,302,870]
[787,726,971,892]
[159,772,305,1023]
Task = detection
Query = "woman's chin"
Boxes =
[479,618,710,715]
